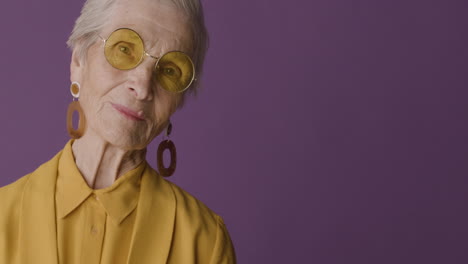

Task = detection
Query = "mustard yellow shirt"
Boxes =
[56,140,146,263]
[0,140,236,264]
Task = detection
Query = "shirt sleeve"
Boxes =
[209,215,237,264]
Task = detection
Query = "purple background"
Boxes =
[1,0,467,263]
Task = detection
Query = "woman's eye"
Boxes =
[161,64,182,79]
[164,67,175,75]
[118,45,130,54]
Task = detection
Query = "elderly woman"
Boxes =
[0,0,236,263]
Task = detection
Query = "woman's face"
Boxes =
[71,0,193,150]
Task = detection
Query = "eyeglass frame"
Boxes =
[97,27,196,93]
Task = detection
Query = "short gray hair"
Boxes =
[66,0,209,107]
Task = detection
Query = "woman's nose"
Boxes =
[127,59,156,101]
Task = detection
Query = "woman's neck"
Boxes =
[70,129,146,189]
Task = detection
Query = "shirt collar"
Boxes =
[56,139,146,226]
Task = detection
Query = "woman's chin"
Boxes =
[94,126,149,150]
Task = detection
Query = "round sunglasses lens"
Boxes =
[104,29,144,70]
[156,51,195,93]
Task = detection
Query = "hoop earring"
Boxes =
[157,121,177,177]
[66,82,87,139]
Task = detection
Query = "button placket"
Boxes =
[91,225,99,235]
[92,193,100,201]
[81,195,107,264]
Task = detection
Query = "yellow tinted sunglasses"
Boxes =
[99,28,195,93]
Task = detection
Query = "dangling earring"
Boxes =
[66,82,87,139]
[157,121,177,177]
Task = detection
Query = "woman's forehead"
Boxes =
[103,0,193,53]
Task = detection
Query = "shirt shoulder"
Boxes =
[163,180,236,263]
[0,173,32,209]
[165,179,219,223]
[0,173,32,263]
[0,173,32,222]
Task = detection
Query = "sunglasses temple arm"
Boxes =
[98,35,106,43]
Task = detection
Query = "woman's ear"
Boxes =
[70,47,83,83]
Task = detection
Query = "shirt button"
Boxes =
[91,225,99,235]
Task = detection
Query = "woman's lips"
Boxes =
[111,103,145,121]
